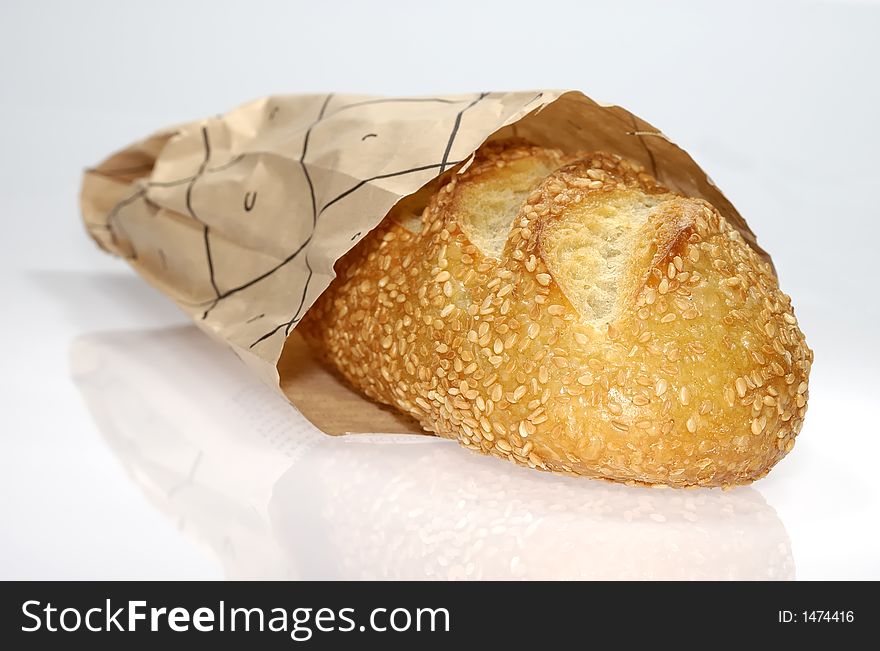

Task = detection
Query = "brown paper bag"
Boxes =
[80,90,768,435]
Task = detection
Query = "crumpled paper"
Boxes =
[80,90,769,435]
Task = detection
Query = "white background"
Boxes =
[1,0,878,579]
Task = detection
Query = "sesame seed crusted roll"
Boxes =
[298,140,812,487]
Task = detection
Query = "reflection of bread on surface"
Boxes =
[271,437,794,580]
[299,140,812,487]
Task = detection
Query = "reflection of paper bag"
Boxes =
[80,90,770,435]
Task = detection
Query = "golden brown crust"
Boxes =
[299,140,812,487]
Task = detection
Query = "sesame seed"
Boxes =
[537,366,549,384]
[434,270,450,283]
[658,278,670,294]
[735,377,748,398]
[751,416,766,435]
[655,379,668,397]
[577,372,594,386]
[535,273,552,286]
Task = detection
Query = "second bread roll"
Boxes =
[299,140,812,487]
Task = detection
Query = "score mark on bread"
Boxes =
[299,140,812,487]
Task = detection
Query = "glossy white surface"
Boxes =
[1,0,879,579]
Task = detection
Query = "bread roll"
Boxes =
[299,140,812,487]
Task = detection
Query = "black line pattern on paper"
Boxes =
[317,160,465,217]
[440,92,488,174]
[244,191,257,212]
[99,149,248,265]
[247,89,482,349]
[185,127,222,313]
[200,93,335,321]
[97,92,507,352]
[301,94,335,229]
[249,254,314,348]
[208,235,314,308]
[247,156,467,348]
[98,139,245,318]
